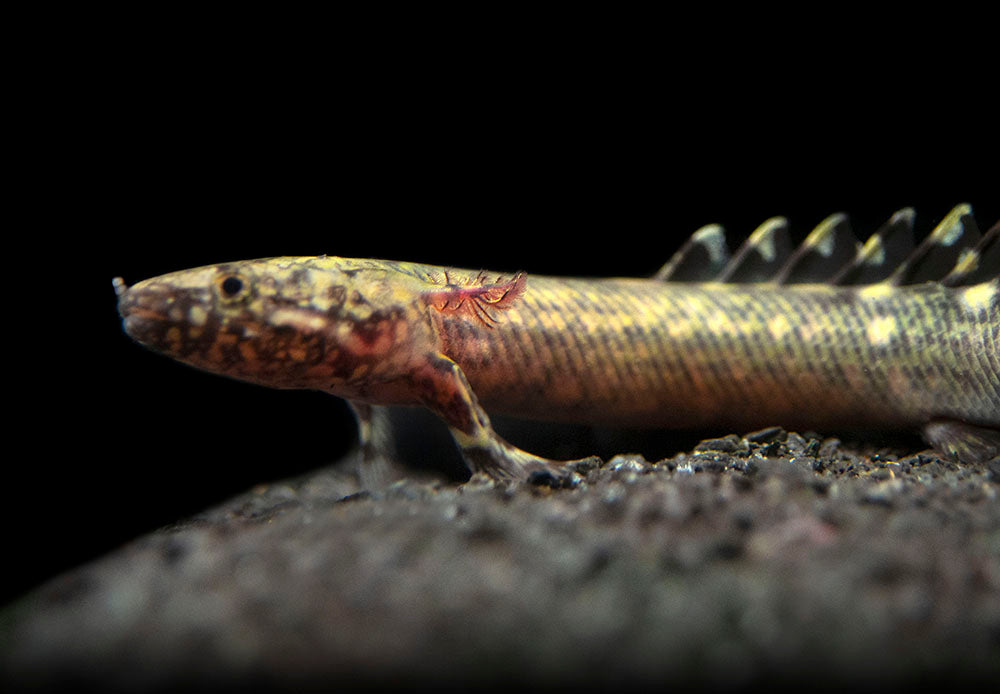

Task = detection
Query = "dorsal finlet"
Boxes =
[716,217,792,283]
[886,203,980,286]
[657,205,985,287]
[830,207,916,286]
[774,212,859,285]
[942,222,999,286]
[653,224,730,282]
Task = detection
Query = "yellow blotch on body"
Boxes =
[858,283,894,301]
[866,316,897,347]
[767,315,791,340]
[960,282,997,314]
[706,311,733,334]
[668,319,694,338]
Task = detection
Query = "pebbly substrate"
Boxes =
[3,430,999,690]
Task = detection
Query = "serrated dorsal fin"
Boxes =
[716,217,792,283]
[653,224,730,282]
[774,212,859,284]
[886,204,981,285]
[942,221,999,286]
[658,206,986,287]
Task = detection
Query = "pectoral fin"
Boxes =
[347,401,397,489]
[923,419,1000,465]
[414,353,595,483]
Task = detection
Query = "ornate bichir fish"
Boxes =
[115,204,999,483]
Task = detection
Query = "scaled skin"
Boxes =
[116,248,999,480]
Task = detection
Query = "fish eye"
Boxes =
[217,274,248,299]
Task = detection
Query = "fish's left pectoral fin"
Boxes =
[414,353,596,484]
[922,419,1000,465]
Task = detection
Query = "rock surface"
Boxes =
[3,431,999,690]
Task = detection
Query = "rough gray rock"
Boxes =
[3,432,999,690]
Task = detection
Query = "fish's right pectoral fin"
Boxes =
[922,419,1000,465]
[347,401,401,489]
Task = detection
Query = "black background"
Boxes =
[9,21,997,603]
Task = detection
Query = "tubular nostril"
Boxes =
[113,277,135,320]
[112,277,129,298]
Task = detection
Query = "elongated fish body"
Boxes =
[115,205,999,481]
[440,277,998,431]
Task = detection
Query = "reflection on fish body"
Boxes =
[115,205,1000,482]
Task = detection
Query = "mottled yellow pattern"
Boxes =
[115,227,999,478]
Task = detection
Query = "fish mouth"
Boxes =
[114,277,170,342]
[122,306,168,333]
